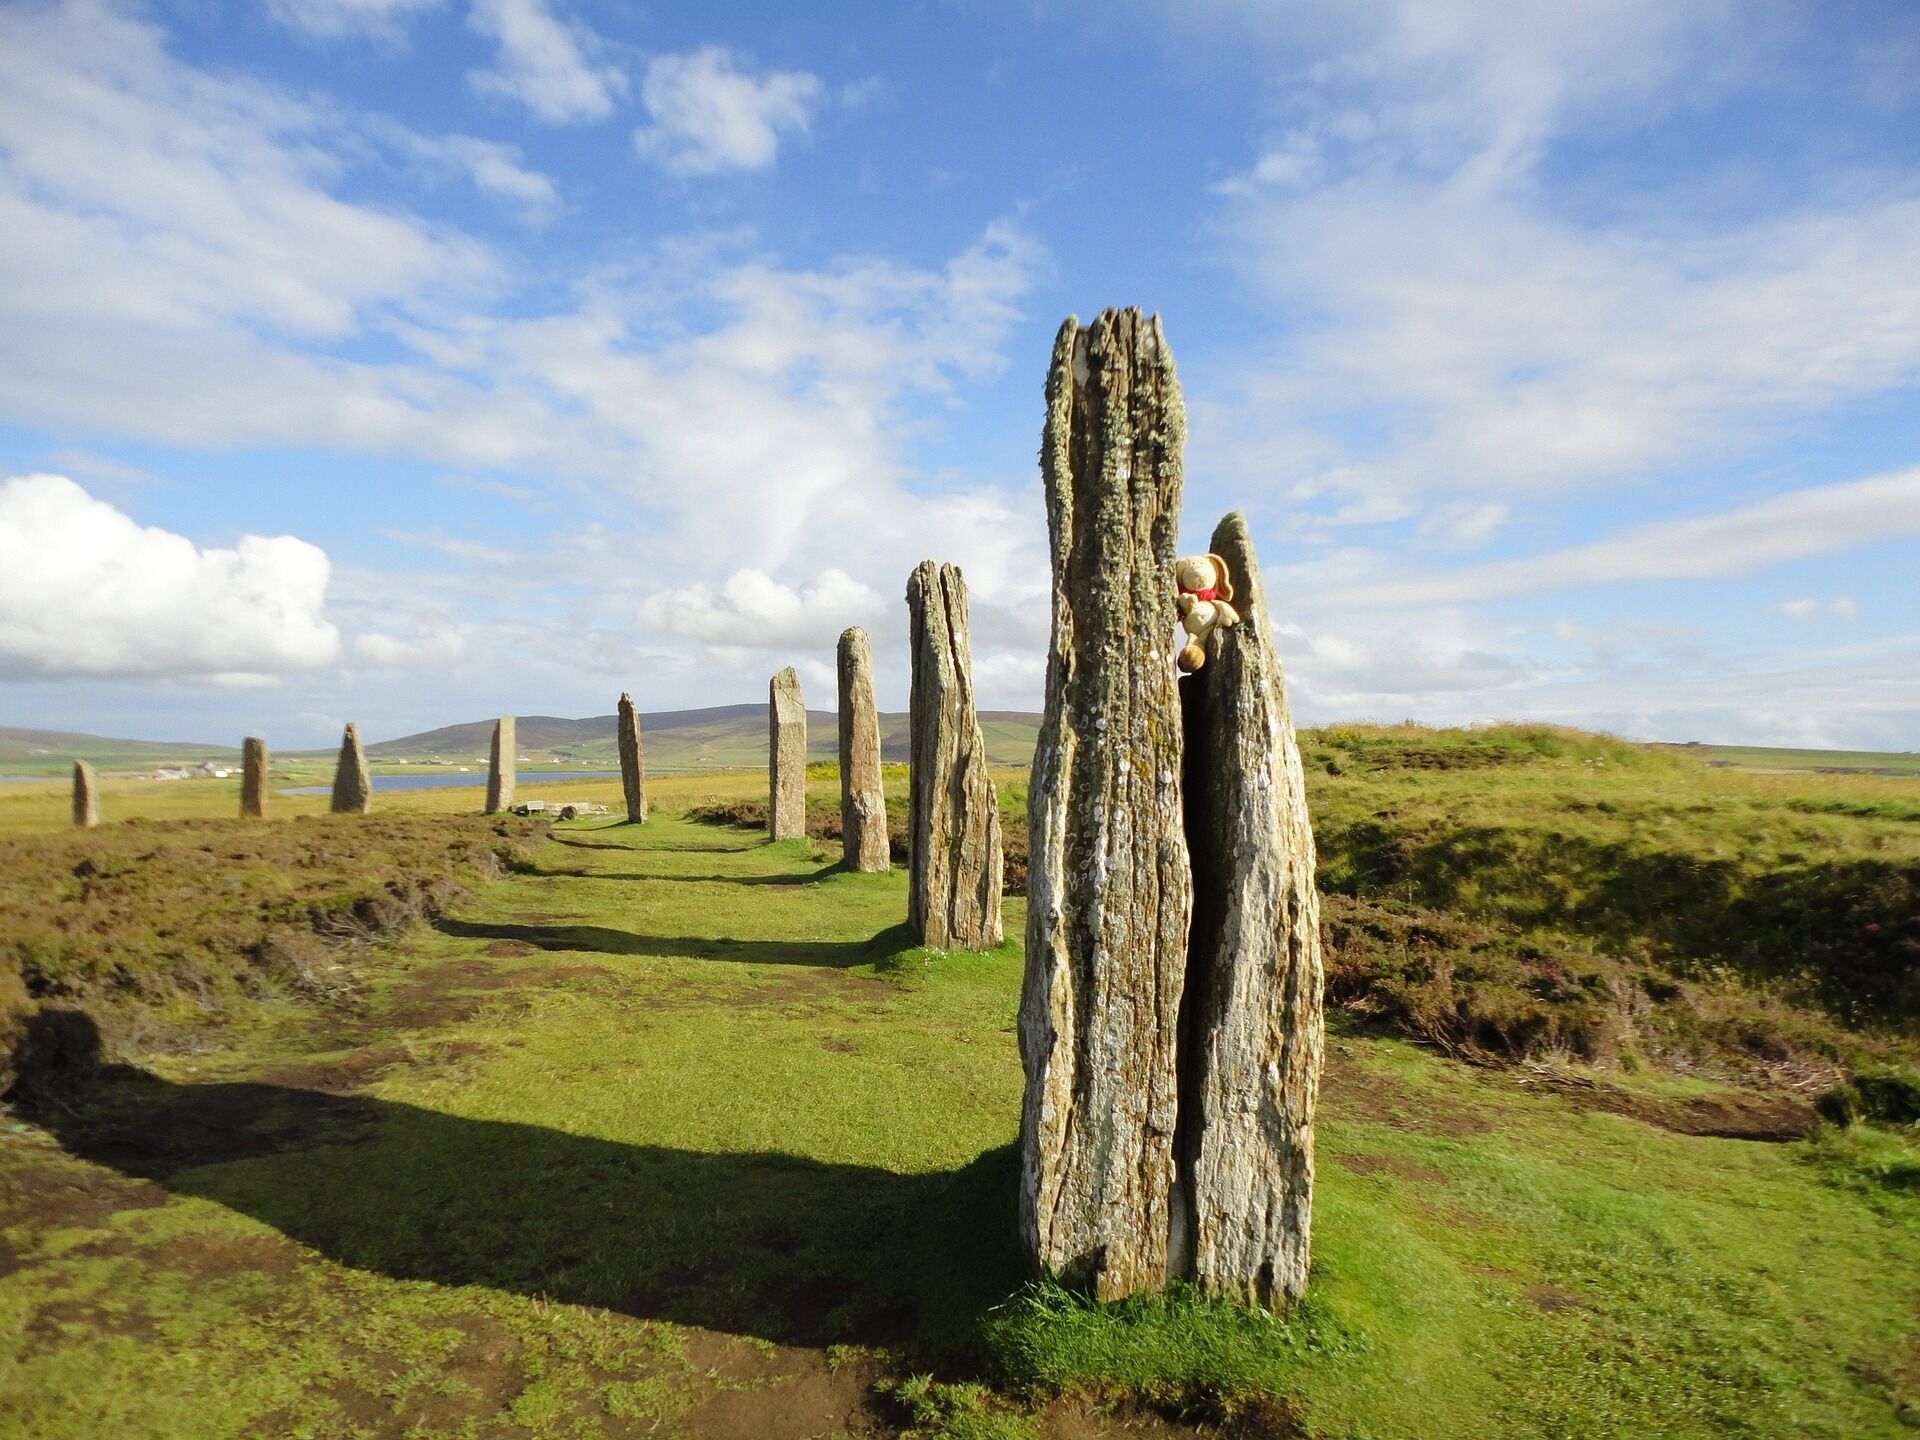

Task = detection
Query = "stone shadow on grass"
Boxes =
[24,1020,1023,1363]
[515,865,852,887]
[433,917,920,970]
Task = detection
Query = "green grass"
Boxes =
[1300,726,1920,1058]
[1671,743,1920,778]
[3,794,1918,1437]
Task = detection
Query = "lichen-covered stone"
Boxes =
[71,759,99,829]
[617,693,648,824]
[329,724,371,815]
[906,561,1002,950]
[769,667,806,840]
[1175,512,1324,1307]
[1018,310,1190,1299]
[240,737,268,818]
[837,628,889,872]
[486,716,515,815]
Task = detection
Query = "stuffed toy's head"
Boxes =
[1174,554,1233,603]
[1172,553,1242,674]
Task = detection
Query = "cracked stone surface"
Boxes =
[240,737,268,819]
[769,667,807,841]
[617,693,648,824]
[837,627,889,873]
[329,724,371,815]
[1018,309,1191,1299]
[906,561,1002,949]
[486,716,515,815]
[1174,511,1324,1307]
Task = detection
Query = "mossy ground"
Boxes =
[4,775,1918,1438]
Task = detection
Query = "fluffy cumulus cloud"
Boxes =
[467,0,625,124]
[0,476,339,682]
[634,47,823,175]
[641,569,885,661]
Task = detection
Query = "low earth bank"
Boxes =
[693,721,1920,1109]
[0,813,544,1094]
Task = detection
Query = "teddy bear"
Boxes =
[1175,553,1240,672]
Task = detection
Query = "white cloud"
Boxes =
[467,0,625,124]
[634,47,823,175]
[353,619,467,666]
[375,126,560,216]
[1316,467,1920,609]
[1184,1,1920,533]
[0,0,495,342]
[1771,596,1858,624]
[0,475,339,681]
[41,450,163,488]
[641,568,885,659]
[267,0,441,43]
[0,4,1045,712]
[381,528,521,565]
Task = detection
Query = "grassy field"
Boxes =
[1670,743,1920,778]
[2,738,1918,1436]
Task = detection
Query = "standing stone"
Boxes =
[617,693,648,824]
[1018,310,1191,1299]
[329,723,371,814]
[768,667,806,840]
[905,562,1003,949]
[240,737,268,819]
[71,760,99,828]
[1175,512,1324,1307]
[837,628,889,872]
[485,716,515,815]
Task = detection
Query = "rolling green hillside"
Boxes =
[1663,742,1920,778]
[367,705,1045,771]
[0,726,238,776]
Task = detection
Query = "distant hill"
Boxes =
[0,726,238,775]
[368,704,1043,770]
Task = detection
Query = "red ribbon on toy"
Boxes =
[1181,586,1218,602]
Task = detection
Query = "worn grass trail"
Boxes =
[2,807,1917,1438]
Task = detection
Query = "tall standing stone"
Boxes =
[768,667,806,840]
[837,628,889,872]
[329,723,371,815]
[240,737,268,818]
[617,693,648,824]
[486,716,515,814]
[905,562,1002,949]
[1175,512,1324,1307]
[1018,310,1191,1299]
[71,760,99,829]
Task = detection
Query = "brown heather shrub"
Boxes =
[0,812,544,1093]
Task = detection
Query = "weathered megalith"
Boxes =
[486,716,516,814]
[617,692,648,824]
[1018,310,1192,1299]
[1175,512,1324,1307]
[71,760,99,828]
[330,723,371,814]
[769,667,806,840]
[905,561,1002,949]
[240,737,268,818]
[837,628,889,872]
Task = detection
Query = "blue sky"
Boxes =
[1,0,1917,749]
